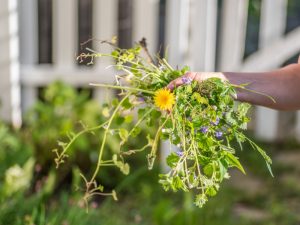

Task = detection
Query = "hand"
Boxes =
[167,72,227,91]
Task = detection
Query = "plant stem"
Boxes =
[149,116,170,158]
[128,108,153,137]
[55,121,108,167]
[232,84,276,103]
[90,83,155,95]
[89,92,131,184]
[162,58,174,71]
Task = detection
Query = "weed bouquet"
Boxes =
[54,38,272,208]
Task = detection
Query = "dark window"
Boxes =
[38,0,53,64]
[118,0,133,48]
[244,0,261,59]
[285,0,300,33]
[78,0,93,66]
[158,0,166,57]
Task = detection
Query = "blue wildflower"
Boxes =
[200,126,209,134]
[181,76,193,84]
[176,151,184,157]
[215,131,223,139]
[138,97,145,102]
[210,117,220,126]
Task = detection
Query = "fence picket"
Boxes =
[218,0,249,71]
[165,0,190,67]
[0,0,21,127]
[53,0,77,68]
[254,0,287,141]
[19,0,38,114]
[133,0,159,54]
[92,0,118,103]
[189,0,217,71]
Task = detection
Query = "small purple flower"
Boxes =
[181,76,193,85]
[210,117,220,126]
[200,126,209,134]
[215,131,223,139]
[138,97,145,102]
[176,151,184,157]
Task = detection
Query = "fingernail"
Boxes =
[167,83,174,90]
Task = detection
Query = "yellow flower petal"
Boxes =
[154,89,175,111]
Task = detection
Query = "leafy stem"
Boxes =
[90,83,155,95]
[88,92,132,185]
[54,121,108,168]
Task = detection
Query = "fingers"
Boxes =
[298,55,300,64]
[166,77,185,90]
[167,72,197,91]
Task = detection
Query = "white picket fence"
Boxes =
[1,0,300,141]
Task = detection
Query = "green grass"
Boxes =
[1,131,300,224]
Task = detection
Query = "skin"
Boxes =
[167,56,300,111]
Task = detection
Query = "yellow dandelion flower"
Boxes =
[154,89,175,111]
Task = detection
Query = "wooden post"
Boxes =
[92,0,118,104]
[189,0,217,71]
[165,0,190,67]
[218,0,249,71]
[132,0,159,54]
[53,0,77,69]
[260,0,287,45]
[93,0,118,58]
[254,0,287,141]
[19,0,38,114]
[0,0,21,127]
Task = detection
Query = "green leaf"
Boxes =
[224,152,246,174]
[206,187,217,197]
[138,108,146,119]
[235,132,245,151]
[131,127,141,137]
[203,163,214,177]
[112,154,130,175]
[166,152,180,168]
[194,194,208,208]
[112,98,119,107]
[122,98,132,109]
[151,109,162,118]
[218,159,228,180]
[248,138,272,164]
[238,103,251,116]
[192,92,208,104]
[266,162,274,178]
[119,128,128,143]
[124,115,133,123]
[115,115,125,125]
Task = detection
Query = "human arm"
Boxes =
[167,59,300,110]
